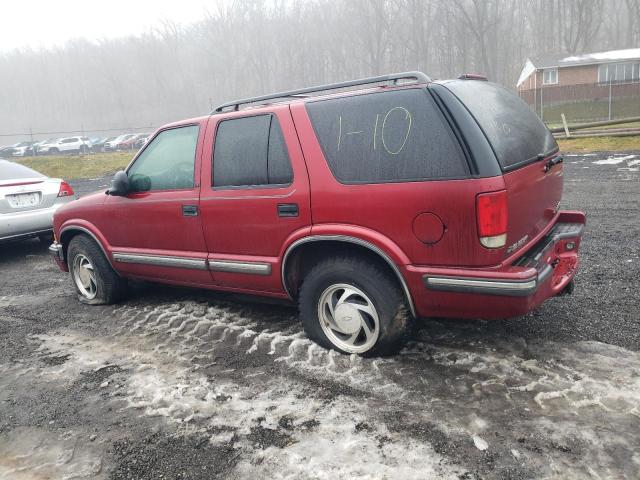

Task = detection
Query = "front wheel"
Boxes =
[67,235,127,304]
[299,257,412,356]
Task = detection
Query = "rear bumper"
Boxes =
[0,202,65,241]
[408,211,585,319]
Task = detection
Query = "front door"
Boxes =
[199,106,311,293]
[102,122,212,286]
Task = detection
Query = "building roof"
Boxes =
[531,48,640,69]
[517,48,640,87]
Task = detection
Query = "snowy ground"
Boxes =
[0,152,639,479]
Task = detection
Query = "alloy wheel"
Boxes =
[72,254,97,300]
[317,283,380,353]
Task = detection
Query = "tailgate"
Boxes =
[503,154,563,256]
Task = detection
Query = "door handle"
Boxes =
[182,205,199,217]
[277,203,299,217]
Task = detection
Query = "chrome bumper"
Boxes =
[49,241,64,261]
[423,265,551,297]
[423,222,583,297]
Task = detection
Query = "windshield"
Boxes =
[445,80,558,170]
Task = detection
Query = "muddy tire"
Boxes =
[299,256,412,356]
[67,234,127,305]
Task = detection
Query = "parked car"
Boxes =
[1,160,75,243]
[32,138,58,156]
[42,137,92,155]
[11,142,36,157]
[117,134,147,150]
[90,137,114,152]
[104,134,135,151]
[133,134,150,149]
[1,141,33,157]
[49,72,585,356]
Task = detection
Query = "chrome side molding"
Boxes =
[209,260,271,275]
[111,251,272,275]
[112,252,208,270]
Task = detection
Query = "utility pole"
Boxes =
[608,76,613,121]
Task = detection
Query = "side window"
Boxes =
[305,89,468,183]
[127,125,199,192]
[213,114,293,188]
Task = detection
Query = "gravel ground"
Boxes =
[0,152,639,479]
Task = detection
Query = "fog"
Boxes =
[1,0,638,143]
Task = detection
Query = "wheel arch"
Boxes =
[59,224,113,268]
[281,235,416,317]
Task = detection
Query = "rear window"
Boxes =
[445,81,558,170]
[306,89,468,183]
[0,161,44,181]
[213,114,293,188]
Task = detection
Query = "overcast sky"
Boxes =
[1,0,214,52]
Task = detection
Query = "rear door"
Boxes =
[101,122,211,285]
[444,80,563,257]
[199,106,311,293]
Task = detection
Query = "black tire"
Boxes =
[49,147,59,155]
[67,234,127,305]
[79,145,87,155]
[298,256,412,356]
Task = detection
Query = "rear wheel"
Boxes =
[67,235,127,304]
[299,257,412,356]
[79,145,88,155]
[49,147,59,154]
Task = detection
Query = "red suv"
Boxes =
[50,72,585,356]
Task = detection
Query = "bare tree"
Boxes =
[0,0,636,143]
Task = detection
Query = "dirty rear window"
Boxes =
[0,161,45,181]
[306,89,468,184]
[445,81,557,170]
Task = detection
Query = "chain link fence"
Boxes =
[519,81,640,126]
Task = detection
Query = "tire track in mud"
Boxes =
[60,301,640,479]
[29,304,465,479]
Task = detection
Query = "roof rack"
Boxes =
[458,73,488,81]
[212,71,431,113]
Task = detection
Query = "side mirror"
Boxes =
[108,170,129,196]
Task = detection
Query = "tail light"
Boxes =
[58,181,74,197]
[476,190,508,248]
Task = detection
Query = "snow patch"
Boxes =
[592,155,636,165]
[561,48,640,64]
[472,435,489,451]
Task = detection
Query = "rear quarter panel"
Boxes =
[290,102,507,268]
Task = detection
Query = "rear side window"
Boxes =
[445,81,558,170]
[305,89,468,183]
[213,114,293,188]
[0,161,44,181]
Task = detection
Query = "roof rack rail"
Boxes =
[212,71,431,113]
[458,73,488,81]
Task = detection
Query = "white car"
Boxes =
[0,160,76,242]
[39,137,92,155]
[11,143,34,157]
